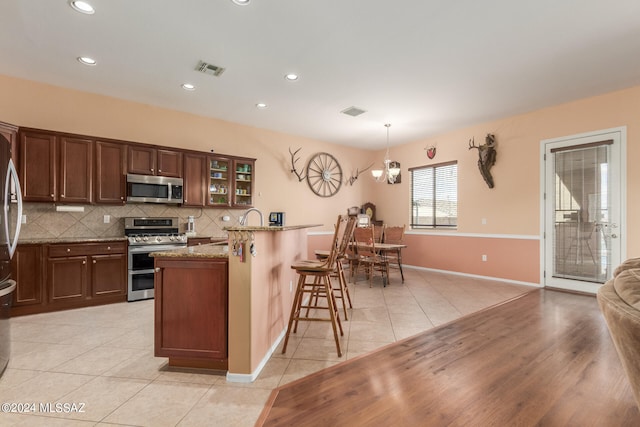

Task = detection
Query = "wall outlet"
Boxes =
[481,218,487,225]
[289,280,293,292]
[482,254,487,262]
[103,215,110,224]
[21,214,26,224]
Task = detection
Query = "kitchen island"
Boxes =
[151,224,320,382]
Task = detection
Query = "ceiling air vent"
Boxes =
[195,60,225,77]
[341,106,367,117]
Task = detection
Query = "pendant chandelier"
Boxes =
[371,123,400,183]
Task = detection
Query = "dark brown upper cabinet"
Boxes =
[0,121,18,164]
[128,144,183,177]
[95,140,126,204]
[19,130,94,204]
[58,136,93,203]
[183,153,206,207]
[19,130,57,202]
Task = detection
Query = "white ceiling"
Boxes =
[1,1,640,149]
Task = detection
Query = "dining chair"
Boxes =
[373,224,385,243]
[282,215,355,357]
[311,216,357,320]
[383,224,406,282]
[352,225,390,287]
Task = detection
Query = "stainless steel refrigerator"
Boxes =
[0,133,23,377]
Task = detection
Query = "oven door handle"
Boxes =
[128,244,187,253]
[128,268,156,275]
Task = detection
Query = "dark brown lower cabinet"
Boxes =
[11,241,127,316]
[47,255,88,304]
[91,253,127,297]
[154,257,228,369]
[11,244,44,312]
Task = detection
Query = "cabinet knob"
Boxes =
[155,267,160,272]
[61,194,65,198]
[120,196,124,200]
[150,168,154,173]
[158,169,162,173]
[82,260,86,265]
[107,246,111,250]
[93,260,96,264]
[66,248,71,253]
[50,194,54,197]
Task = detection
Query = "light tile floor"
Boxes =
[0,268,533,426]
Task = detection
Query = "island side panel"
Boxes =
[250,229,305,371]
[228,241,254,374]
[227,228,306,375]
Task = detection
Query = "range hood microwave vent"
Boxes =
[195,60,225,77]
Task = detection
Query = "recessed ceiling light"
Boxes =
[77,56,96,66]
[69,0,95,14]
[181,83,196,91]
[256,103,267,109]
[284,73,299,81]
[231,0,251,5]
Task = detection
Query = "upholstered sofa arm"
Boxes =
[597,280,640,409]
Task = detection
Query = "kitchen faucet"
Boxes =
[240,208,264,226]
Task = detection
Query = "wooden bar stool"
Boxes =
[282,215,355,357]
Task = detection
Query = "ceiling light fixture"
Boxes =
[181,83,196,91]
[284,73,299,81]
[231,0,251,5]
[371,124,401,184]
[77,56,96,66]
[256,103,267,109]
[69,0,95,14]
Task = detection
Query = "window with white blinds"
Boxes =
[410,161,457,228]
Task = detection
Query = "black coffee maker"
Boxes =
[269,212,285,226]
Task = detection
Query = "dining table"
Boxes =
[315,242,407,285]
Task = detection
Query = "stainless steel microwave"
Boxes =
[126,174,183,204]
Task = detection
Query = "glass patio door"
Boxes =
[543,128,624,294]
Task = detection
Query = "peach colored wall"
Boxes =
[3,73,640,282]
[0,74,372,232]
[309,232,539,283]
[306,232,334,259]
[402,234,539,283]
[370,85,640,248]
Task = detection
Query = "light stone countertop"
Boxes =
[150,243,229,259]
[18,237,128,244]
[224,224,322,232]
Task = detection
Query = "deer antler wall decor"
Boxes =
[289,147,306,181]
[345,163,374,186]
[468,133,497,188]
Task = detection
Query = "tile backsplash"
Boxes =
[17,203,244,240]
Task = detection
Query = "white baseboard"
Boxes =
[226,328,286,383]
[403,264,541,288]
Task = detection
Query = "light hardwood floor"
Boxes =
[258,288,640,426]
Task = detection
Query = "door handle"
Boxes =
[5,159,23,259]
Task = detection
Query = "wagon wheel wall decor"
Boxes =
[306,152,343,197]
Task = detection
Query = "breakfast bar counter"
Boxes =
[150,242,228,259]
[151,224,320,382]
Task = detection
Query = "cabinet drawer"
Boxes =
[48,241,126,257]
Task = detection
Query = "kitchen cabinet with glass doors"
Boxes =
[207,156,254,208]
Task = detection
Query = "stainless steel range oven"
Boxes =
[125,217,187,301]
